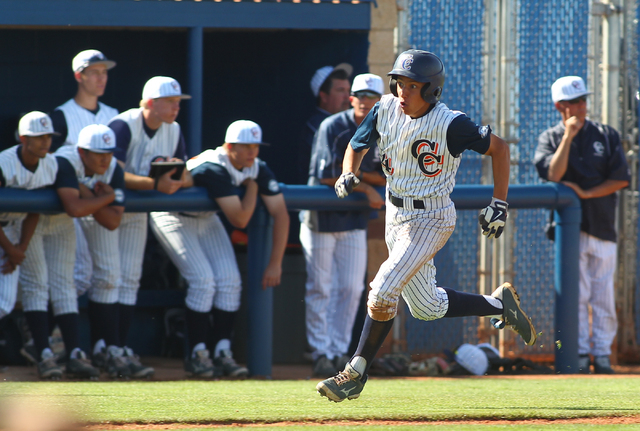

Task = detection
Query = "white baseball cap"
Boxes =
[18,111,60,137]
[551,76,592,103]
[351,73,384,96]
[225,120,269,145]
[77,124,117,153]
[310,63,353,97]
[142,76,192,100]
[454,343,489,376]
[72,49,116,73]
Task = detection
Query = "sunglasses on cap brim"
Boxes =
[565,96,587,104]
[352,91,381,100]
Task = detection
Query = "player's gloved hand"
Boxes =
[478,197,508,239]
[335,172,360,198]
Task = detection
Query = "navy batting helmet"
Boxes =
[388,50,445,103]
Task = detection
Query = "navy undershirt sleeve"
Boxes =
[109,164,126,206]
[53,157,80,189]
[192,163,236,200]
[49,109,68,153]
[446,115,492,157]
[174,133,187,160]
[109,119,132,162]
[256,161,281,196]
[351,103,380,152]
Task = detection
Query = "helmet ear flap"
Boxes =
[389,77,398,97]
[420,82,431,102]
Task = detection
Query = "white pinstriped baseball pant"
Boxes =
[76,216,121,304]
[578,231,618,357]
[117,212,148,306]
[368,203,455,322]
[0,221,24,319]
[19,214,78,315]
[300,224,367,360]
[149,211,242,313]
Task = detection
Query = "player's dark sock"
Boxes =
[88,301,120,347]
[353,315,394,375]
[443,287,502,317]
[210,308,237,347]
[118,304,135,347]
[54,312,80,359]
[185,308,210,353]
[24,311,50,360]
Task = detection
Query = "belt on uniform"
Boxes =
[178,212,199,218]
[388,191,425,210]
[0,221,9,227]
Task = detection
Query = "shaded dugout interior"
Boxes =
[0,27,370,363]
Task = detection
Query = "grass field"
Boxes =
[2,377,640,430]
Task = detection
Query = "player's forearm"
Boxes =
[488,135,510,201]
[582,179,629,199]
[124,172,155,190]
[62,194,116,218]
[268,209,290,268]
[547,137,572,182]
[18,213,39,250]
[181,170,194,188]
[92,206,124,231]
[342,145,367,175]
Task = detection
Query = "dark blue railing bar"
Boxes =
[0,183,580,375]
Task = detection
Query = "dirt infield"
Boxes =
[84,416,640,429]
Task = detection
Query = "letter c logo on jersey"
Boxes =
[411,139,443,177]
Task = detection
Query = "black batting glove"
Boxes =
[335,172,360,198]
[478,197,508,239]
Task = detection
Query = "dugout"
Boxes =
[0,0,374,365]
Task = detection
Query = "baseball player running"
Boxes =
[301,73,386,377]
[0,112,58,377]
[316,50,537,402]
[54,124,127,378]
[149,120,289,378]
[17,112,116,380]
[108,76,193,378]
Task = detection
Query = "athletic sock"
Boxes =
[54,312,80,359]
[210,308,237,348]
[24,311,50,361]
[118,304,135,347]
[88,301,120,347]
[352,315,394,376]
[185,308,210,353]
[442,287,503,317]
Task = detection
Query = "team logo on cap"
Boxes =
[171,81,180,92]
[572,80,583,90]
[401,54,414,71]
[251,127,260,140]
[411,139,443,177]
[40,117,49,129]
[103,133,111,145]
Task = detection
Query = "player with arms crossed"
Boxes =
[150,120,289,378]
[108,76,193,378]
[316,50,537,402]
[55,124,128,378]
[18,113,117,380]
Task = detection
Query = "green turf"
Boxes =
[1,377,639,427]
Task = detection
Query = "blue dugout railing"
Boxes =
[0,182,580,375]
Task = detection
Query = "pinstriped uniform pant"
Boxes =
[118,212,148,306]
[0,221,24,319]
[300,223,367,360]
[578,231,618,356]
[149,211,242,313]
[19,214,77,315]
[368,203,455,322]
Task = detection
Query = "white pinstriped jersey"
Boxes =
[0,145,59,222]
[54,145,125,206]
[375,95,461,206]
[187,147,260,186]
[55,99,118,146]
[110,108,182,176]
